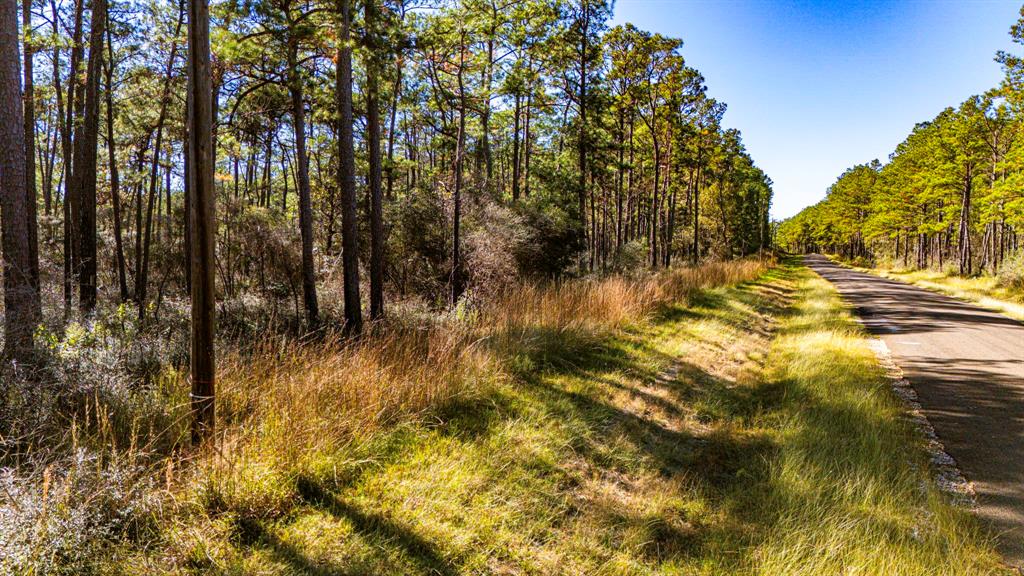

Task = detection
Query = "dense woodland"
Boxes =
[1,0,772,414]
[0,0,781,568]
[778,8,1024,280]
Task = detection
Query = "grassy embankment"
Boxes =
[16,259,1007,574]
[849,264,1024,322]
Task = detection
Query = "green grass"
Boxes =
[113,260,1008,575]
[750,265,1005,575]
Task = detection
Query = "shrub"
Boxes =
[387,187,450,302]
[0,449,161,575]
[511,200,583,279]
[464,200,528,297]
[612,239,649,273]
[998,249,1024,290]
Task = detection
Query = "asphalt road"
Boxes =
[805,254,1024,565]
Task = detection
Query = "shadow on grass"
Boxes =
[231,263,813,573]
[232,515,353,576]
[471,269,801,560]
[295,477,459,576]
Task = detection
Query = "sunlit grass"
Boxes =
[752,270,1006,575]
[147,260,1005,574]
[8,257,1009,574]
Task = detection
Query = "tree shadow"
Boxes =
[226,266,809,573]
[231,515,355,576]
[293,477,459,576]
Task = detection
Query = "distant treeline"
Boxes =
[778,7,1024,275]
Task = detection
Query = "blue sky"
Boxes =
[611,0,1022,219]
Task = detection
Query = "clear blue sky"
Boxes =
[611,0,1022,219]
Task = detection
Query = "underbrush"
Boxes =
[0,258,769,574]
[997,250,1024,291]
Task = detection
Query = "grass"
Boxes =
[750,264,1004,575]
[3,258,1009,574]
[852,264,1024,322]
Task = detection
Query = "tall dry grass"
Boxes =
[216,324,498,467]
[486,259,769,334]
[0,258,770,573]
[211,258,770,470]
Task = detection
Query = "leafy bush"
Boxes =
[612,239,649,273]
[998,249,1024,290]
[511,200,583,279]
[387,187,450,303]
[464,200,528,297]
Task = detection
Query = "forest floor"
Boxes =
[106,259,1008,575]
[848,264,1024,322]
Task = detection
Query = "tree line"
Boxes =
[778,8,1024,276]
[0,0,773,442]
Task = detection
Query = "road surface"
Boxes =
[805,255,1024,565]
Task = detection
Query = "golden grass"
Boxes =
[217,327,497,465]
[18,256,1007,575]
[873,268,1024,321]
[155,257,779,574]
[208,259,771,469]
[166,258,773,532]
[161,258,1004,575]
[752,272,1007,575]
[485,259,770,333]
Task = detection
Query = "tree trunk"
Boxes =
[385,59,402,200]
[104,23,128,302]
[480,35,494,189]
[1,0,37,362]
[365,0,384,320]
[615,106,624,253]
[22,0,40,311]
[48,0,67,230]
[650,138,659,268]
[187,0,217,445]
[511,93,521,201]
[280,146,288,211]
[78,0,107,313]
[288,26,319,327]
[523,86,531,197]
[692,151,703,264]
[958,166,973,276]
[577,2,589,269]
[627,114,635,241]
[337,0,362,333]
[62,0,84,313]
[451,30,468,305]
[665,149,676,268]
[133,130,152,298]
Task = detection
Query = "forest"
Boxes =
[7,0,1024,571]
[0,0,774,365]
[0,0,778,425]
[777,10,1024,282]
[0,0,798,572]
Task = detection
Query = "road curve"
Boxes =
[805,254,1024,564]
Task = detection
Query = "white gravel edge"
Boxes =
[867,338,976,508]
